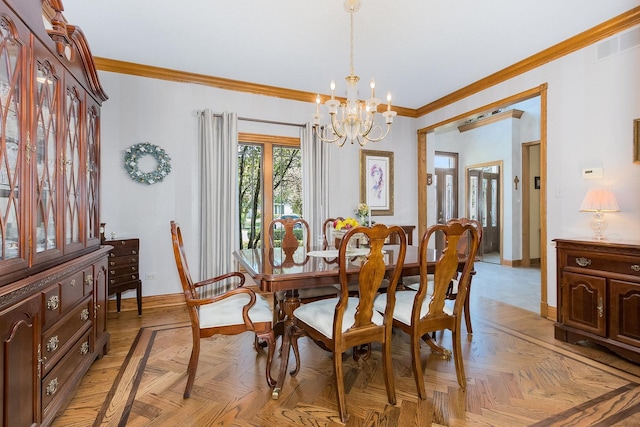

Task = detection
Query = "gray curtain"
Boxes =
[198,110,238,291]
[301,123,330,245]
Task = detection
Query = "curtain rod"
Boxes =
[197,110,305,128]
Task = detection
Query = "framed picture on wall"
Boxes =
[360,149,394,216]
[634,118,640,164]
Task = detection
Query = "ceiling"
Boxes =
[61,0,639,111]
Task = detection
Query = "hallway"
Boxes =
[470,261,541,313]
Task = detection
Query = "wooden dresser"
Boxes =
[103,237,143,315]
[554,238,640,363]
[0,1,108,425]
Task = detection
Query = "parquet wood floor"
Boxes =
[52,293,640,426]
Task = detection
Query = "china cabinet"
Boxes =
[554,238,640,363]
[0,1,108,425]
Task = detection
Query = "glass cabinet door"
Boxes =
[0,18,25,267]
[34,60,60,257]
[63,85,82,251]
[86,104,100,246]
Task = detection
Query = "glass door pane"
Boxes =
[35,62,58,254]
[238,144,263,249]
[0,20,22,261]
[86,105,99,244]
[64,88,81,247]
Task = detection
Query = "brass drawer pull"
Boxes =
[80,341,89,355]
[70,278,76,286]
[575,257,591,267]
[46,336,59,352]
[47,295,60,310]
[80,308,90,321]
[85,274,93,285]
[110,270,115,275]
[632,265,640,272]
[597,297,604,318]
[132,250,137,255]
[46,378,58,396]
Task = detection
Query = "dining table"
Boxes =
[233,243,467,326]
[233,244,466,397]
[234,244,421,294]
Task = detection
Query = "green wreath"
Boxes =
[124,142,171,185]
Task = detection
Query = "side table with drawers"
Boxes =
[101,227,142,315]
[554,238,640,363]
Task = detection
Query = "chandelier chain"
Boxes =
[349,11,354,76]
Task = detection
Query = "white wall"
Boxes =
[416,26,640,307]
[99,26,640,308]
[98,73,417,298]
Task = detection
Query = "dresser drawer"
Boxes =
[107,239,139,257]
[41,329,93,419]
[109,264,138,277]
[42,269,91,330]
[108,254,139,268]
[42,297,93,374]
[110,272,139,286]
[565,252,640,278]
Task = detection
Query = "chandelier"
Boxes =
[313,0,396,147]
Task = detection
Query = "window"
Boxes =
[237,133,301,249]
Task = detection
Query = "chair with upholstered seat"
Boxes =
[374,219,480,398]
[276,224,407,422]
[401,218,482,333]
[170,221,276,398]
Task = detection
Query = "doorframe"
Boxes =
[465,160,503,264]
[521,141,541,268]
[416,83,549,319]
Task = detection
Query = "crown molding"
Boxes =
[416,6,640,117]
[93,57,417,118]
[457,109,524,132]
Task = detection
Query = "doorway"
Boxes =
[417,87,548,318]
[466,162,501,263]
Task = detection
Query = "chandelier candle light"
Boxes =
[313,0,396,147]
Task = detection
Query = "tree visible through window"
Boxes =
[237,133,301,249]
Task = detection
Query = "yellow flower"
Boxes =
[334,217,360,230]
[355,203,369,217]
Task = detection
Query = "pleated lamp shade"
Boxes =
[579,188,619,240]
[579,188,620,212]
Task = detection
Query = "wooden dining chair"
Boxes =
[402,218,483,333]
[269,217,339,306]
[276,224,407,422]
[322,217,344,249]
[268,217,310,250]
[170,221,276,398]
[374,219,480,398]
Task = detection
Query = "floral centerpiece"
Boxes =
[355,203,371,226]
[332,217,359,249]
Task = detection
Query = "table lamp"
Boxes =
[579,188,620,240]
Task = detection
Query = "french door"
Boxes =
[237,134,301,249]
[467,163,501,262]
